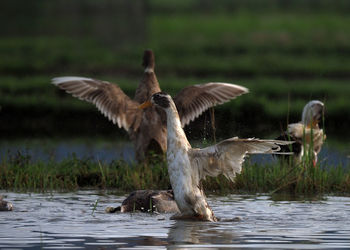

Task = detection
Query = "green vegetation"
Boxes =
[1,152,349,194]
[234,162,350,195]
[0,153,169,191]
[1,1,350,139]
[1,1,349,195]
[1,75,348,139]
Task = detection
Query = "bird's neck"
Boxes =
[165,103,191,150]
[134,71,161,103]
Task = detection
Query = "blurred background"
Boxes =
[0,0,349,164]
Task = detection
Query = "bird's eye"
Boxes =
[154,95,169,108]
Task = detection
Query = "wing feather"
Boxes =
[52,76,142,131]
[189,138,294,181]
[174,83,249,127]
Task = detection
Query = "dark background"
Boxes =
[0,0,349,149]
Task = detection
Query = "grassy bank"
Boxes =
[0,153,170,191]
[1,153,349,194]
[1,75,349,140]
[1,9,350,78]
[1,1,350,139]
[1,1,349,195]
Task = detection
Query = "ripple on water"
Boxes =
[0,191,350,249]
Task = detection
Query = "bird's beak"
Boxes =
[138,100,152,109]
[309,116,320,128]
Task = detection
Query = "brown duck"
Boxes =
[52,50,248,161]
[105,190,179,213]
[0,196,13,211]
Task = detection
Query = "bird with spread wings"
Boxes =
[52,50,248,162]
[139,92,293,221]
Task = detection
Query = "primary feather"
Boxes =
[51,50,249,162]
[142,92,294,222]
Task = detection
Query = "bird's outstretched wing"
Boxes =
[189,138,294,181]
[174,83,248,127]
[52,76,142,132]
[275,123,304,156]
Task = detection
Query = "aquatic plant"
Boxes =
[91,199,99,215]
[0,151,349,195]
[233,160,350,195]
[0,152,169,192]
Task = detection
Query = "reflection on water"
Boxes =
[1,138,349,167]
[0,191,350,249]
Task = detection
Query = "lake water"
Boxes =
[0,190,350,249]
[1,138,349,248]
[0,138,349,167]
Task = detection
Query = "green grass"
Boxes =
[234,161,350,195]
[1,75,349,139]
[1,1,349,194]
[3,76,349,111]
[1,6,350,77]
[1,152,349,194]
[0,153,170,192]
[149,0,350,14]
[1,2,350,138]
[234,130,349,195]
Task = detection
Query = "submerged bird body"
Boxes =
[141,92,294,221]
[52,50,248,161]
[105,190,179,213]
[276,100,325,165]
[0,196,13,211]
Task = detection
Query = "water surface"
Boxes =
[0,191,350,249]
[1,138,348,167]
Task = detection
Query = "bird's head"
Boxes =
[302,100,325,128]
[139,92,172,110]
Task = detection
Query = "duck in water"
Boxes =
[105,190,179,213]
[139,92,293,222]
[52,50,248,162]
[0,196,13,211]
[276,100,325,166]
